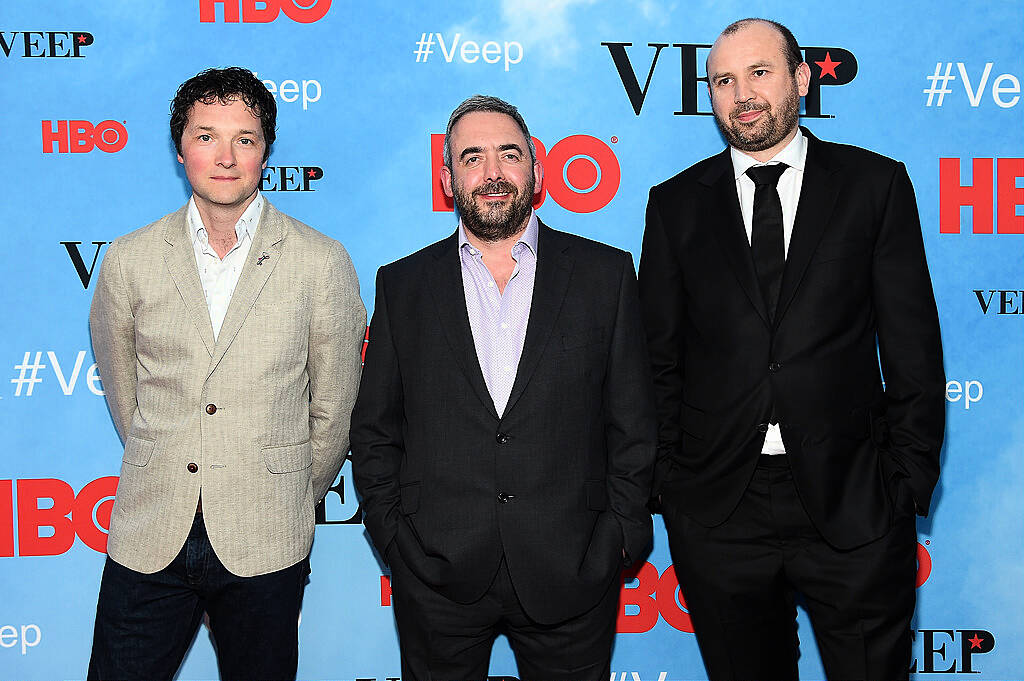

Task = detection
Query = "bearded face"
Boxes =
[443,111,541,243]
[713,75,801,154]
[451,174,535,243]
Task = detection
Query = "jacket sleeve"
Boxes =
[350,268,405,560]
[89,238,137,444]
[637,187,687,503]
[603,251,658,562]
[307,241,366,503]
[872,162,946,515]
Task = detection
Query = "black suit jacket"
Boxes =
[639,129,945,550]
[352,221,656,624]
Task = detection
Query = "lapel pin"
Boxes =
[256,251,270,266]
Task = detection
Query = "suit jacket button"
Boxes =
[756,423,769,433]
[496,432,510,444]
[205,403,217,415]
[768,362,781,373]
[187,462,198,473]
[497,492,509,503]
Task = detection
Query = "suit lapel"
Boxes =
[425,234,499,420]
[207,201,285,376]
[163,206,216,356]
[503,222,572,416]
[701,151,770,326]
[775,129,841,324]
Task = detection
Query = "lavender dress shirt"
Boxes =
[458,211,539,417]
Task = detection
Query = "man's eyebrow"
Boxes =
[498,143,524,154]
[459,145,484,160]
[710,61,773,81]
[192,125,261,136]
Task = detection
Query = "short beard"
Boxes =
[715,81,801,153]
[453,175,535,243]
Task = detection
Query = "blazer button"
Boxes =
[496,432,510,444]
[768,362,782,373]
[756,423,769,433]
[205,403,217,415]
[187,462,198,473]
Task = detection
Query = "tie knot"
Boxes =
[746,163,788,188]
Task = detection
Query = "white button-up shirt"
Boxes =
[188,192,263,340]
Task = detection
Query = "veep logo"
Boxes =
[0,31,93,58]
[939,158,1023,234]
[911,629,995,674]
[603,41,856,117]
[42,120,127,154]
[431,134,620,214]
[0,477,118,557]
[261,166,324,192]
[200,0,331,23]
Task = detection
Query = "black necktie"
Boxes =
[746,164,788,321]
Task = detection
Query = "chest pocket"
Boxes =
[561,327,606,351]
[811,238,872,265]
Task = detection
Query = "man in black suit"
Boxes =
[351,95,656,680]
[638,18,945,681]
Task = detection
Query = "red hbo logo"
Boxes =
[1,477,118,556]
[199,0,332,23]
[617,561,693,633]
[431,133,621,214]
[916,541,933,588]
[939,157,1024,234]
[42,120,128,154]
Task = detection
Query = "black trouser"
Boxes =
[663,455,917,681]
[389,549,619,681]
[88,513,309,681]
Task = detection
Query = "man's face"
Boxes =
[177,97,266,214]
[441,111,543,243]
[706,22,810,156]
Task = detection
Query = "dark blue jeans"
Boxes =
[87,513,309,681]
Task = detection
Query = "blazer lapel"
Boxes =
[775,128,841,324]
[163,206,216,356]
[425,234,499,420]
[701,151,770,326]
[503,222,572,416]
[207,201,285,376]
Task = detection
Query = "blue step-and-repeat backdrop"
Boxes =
[1,1,1022,679]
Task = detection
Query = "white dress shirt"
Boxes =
[729,130,808,454]
[188,192,264,340]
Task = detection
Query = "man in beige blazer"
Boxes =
[86,67,365,681]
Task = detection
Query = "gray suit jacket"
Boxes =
[90,200,365,577]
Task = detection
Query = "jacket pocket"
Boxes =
[263,440,312,474]
[400,482,421,515]
[680,402,705,440]
[585,479,608,510]
[122,435,155,467]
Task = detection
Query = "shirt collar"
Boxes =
[730,127,807,180]
[188,191,264,245]
[458,209,539,257]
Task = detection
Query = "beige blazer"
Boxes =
[90,200,365,577]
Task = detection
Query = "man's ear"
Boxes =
[441,164,454,199]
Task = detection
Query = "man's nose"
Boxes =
[215,142,236,167]
[734,79,755,103]
[483,153,503,182]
